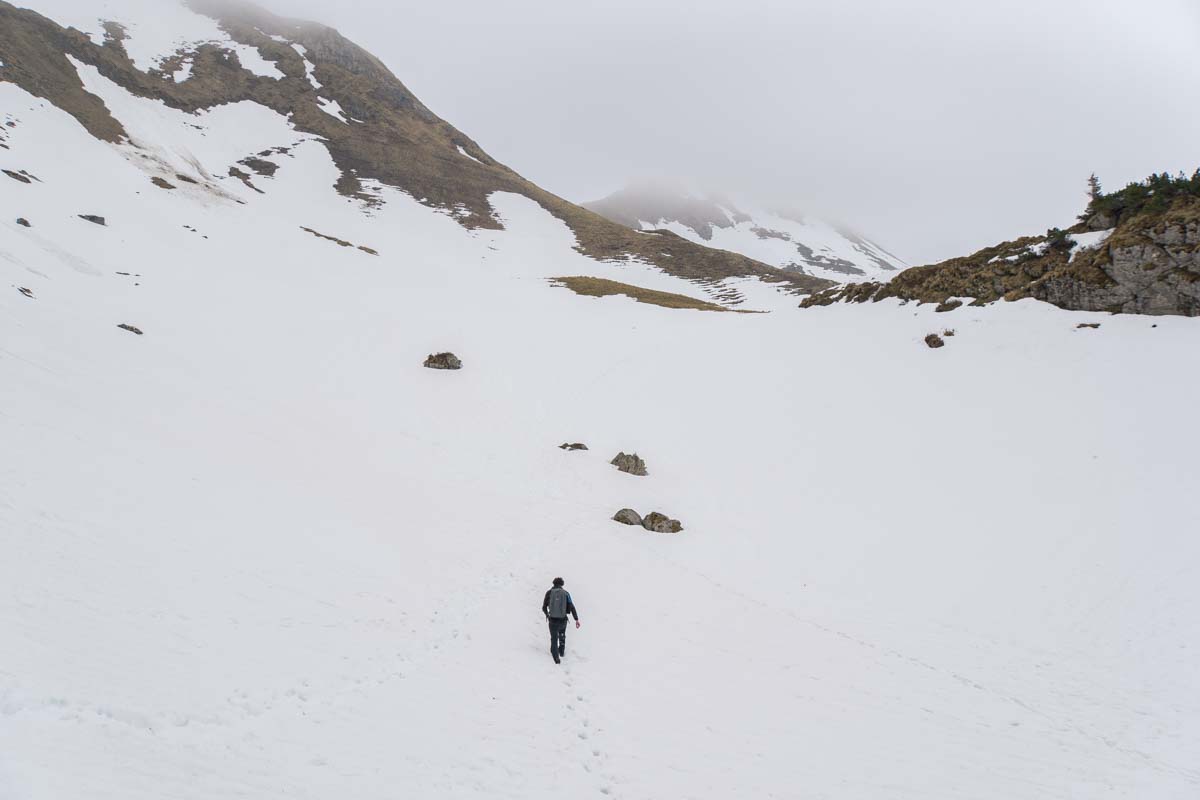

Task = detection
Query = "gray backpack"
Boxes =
[547,587,570,618]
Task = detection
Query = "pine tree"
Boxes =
[1087,173,1102,203]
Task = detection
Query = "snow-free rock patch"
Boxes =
[641,512,684,533]
[925,333,945,349]
[424,352,462,370]
[611,452,648,476]
[79,215,106,226]
[117,323,144,335]
[559,442,588,451]
[612,508,643,526]
[16,218,31,227]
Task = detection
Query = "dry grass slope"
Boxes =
[552,276,743,312]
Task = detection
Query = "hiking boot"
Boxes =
[552,650,561,664]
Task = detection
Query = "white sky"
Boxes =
[94,0,1200,262]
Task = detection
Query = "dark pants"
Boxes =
[548,617,568,657]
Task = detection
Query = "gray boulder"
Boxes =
[424,352,462,370]
[924,333,945,349]
[559,442,589,451]
[612,508,643,526]
[1086,211,1116,231]
[611,452,648,476]
[79,214,106,226]
[641,512,683,534]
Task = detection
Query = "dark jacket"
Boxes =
[543,587,578,621]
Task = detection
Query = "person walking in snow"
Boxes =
[542,577,580,664]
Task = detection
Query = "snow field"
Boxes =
[1,35,1199,800]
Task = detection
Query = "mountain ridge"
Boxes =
[0,0,834,301]
[584,183,904,282]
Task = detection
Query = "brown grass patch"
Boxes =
[552,276,743,312]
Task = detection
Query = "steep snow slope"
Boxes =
[586,184,905,282]
[3,13,1200,800]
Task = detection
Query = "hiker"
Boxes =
[542,577,580,664]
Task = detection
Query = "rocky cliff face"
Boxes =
[802,195,1200,316]
[0,0,833,300]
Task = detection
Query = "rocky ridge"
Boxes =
[802,184,1200,317]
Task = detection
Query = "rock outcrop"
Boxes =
[612,509,643,526]
[79,214,106,226]
[117,323,143,335]
[424,352,462,370]
[641,512,683,534]
[559,443,588,451]
[924,333,945,349]
[612,508,684,533]
[611,452,648,476]
[802,194,1200,317]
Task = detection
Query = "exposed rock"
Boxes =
[238,157,278,177]
[612,508,643,527]
[942,329,956,337]
[801,195,1200,317]
[3,168,31,184]
[1086,211,1116,231]
[117,323,143,335]
[611,452,648,476]
[151,176,176,190]
[79,214,106,226]
[641,512,683,534]
[924,333,945,349]
[934,299,962,313]
[300,226,379,256]
[18,287,34,298]
[16,217,30,227]
[424,352,462,370]
[559,443,588,451]
[173,173,199,185]
[228,167,264,193]
[1077,323,1101,329]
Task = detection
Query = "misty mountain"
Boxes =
[585,183,905,283]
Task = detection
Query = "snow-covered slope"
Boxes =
[3,3,1200,800]
[586,184,906,282]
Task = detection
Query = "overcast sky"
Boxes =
[258,0,1199,263]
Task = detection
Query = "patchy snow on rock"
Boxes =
[2,44,1200,800]
[1069,228,1114,261]
[21,0,284,79]
[292,43,322,89]
[457,144,483,164]
[316,96,348,123]
[587,186,904,283]
[170,54,194,83]
[68,56,310,192]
